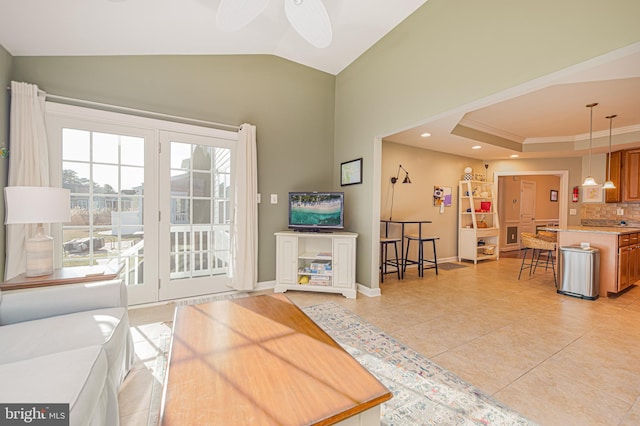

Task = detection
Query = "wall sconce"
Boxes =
[389,164,411,220]
[391,164,411,184]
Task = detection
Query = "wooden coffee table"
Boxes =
[160,294,391,425]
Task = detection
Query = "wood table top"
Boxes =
[160,293,391,425]
[0,263,123,291]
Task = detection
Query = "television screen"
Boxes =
[288,192,344,231]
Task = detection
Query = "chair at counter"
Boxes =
[518,231,557,285]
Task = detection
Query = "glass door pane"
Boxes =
[59,124,158,305]
[159,131,234,300]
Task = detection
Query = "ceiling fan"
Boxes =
[216,0,333,48]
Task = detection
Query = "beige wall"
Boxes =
[0,45,11,280]
[336,0,640,288]
[381,141,483,260]
[9,54,336,283]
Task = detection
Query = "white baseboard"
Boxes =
[357,283,381,297]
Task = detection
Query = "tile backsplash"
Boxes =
[581,203,640,227]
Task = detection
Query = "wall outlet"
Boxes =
[270,194,278,204]
[617,208,624,216]
[257,193,261,203]
[569,209,577,216]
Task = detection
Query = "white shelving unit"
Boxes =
[274,231,358,299]
[458,180,500,264]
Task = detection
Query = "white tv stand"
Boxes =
[274,231,358,299]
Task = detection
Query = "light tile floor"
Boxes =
[119,256,640,425]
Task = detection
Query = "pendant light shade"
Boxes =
[582,103,598,186]
[603,114,617,190]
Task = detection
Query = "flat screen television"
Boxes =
[288,192,344,232]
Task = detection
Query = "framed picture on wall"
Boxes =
[582,185,603,203]
[550,190,558,202]
[340,158,363,186]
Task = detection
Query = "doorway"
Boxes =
[496,171,567,252]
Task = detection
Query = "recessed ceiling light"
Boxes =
[420,132,431,138]
[472,145,481,150]
[510,154,519,158]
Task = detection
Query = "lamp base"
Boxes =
[25,225,54,277]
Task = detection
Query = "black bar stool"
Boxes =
[380,237,401,282]
[403,235,439,277]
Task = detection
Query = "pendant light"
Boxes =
[602,114,617,189]
[582,103,598,186]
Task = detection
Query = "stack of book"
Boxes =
[308,275,331,286]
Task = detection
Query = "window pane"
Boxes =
[171,170,190,196]
[171,142,191,169]
[122,166,144,193]
[193,172,211,197]
[93,132,119,165]
[121,136,144,166]
[192,145,211,171]
[63,162,90,193]
[62,128,90,161]
[93,164,119,192]
[193,200,211,224]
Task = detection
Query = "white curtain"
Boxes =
[229,123,258,290]
[4,82,50,280]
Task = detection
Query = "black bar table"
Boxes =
[380,219,432,279]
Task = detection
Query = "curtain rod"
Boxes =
[6,86,241,132]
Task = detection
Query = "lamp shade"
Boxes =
[5,186,71,224]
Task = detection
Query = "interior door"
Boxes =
[520,180,536,242]
[158,131,235,301]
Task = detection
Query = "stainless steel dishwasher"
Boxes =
[558,245,600,300]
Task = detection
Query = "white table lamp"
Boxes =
[5,186,71,277]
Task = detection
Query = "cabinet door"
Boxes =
[632,245,640,284]
[605,151,622,203]
[276,236,298,285]
[623,149,640,202]
[332,237,355,289]
[618,247,630,291]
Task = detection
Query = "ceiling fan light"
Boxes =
[216,0,269,32]
[284,0,332,48]
[603,180,616,189]
[582,176,597,186]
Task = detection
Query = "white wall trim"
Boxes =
[358,283,381,297]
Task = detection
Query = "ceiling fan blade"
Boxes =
[216,0,270,32]
[284,0,332,48]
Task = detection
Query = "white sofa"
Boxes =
[0,279,134,426]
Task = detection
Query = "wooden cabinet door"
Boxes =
[632,244,640,284]
[623,149,640,202]
[276,235,298,285]
[605,151,622,203]
[619,247,630,291]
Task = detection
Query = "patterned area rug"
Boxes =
[148,300,534,425]
[303,302,534,425]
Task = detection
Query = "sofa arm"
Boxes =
[0,279,127,326]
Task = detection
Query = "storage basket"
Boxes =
[521,232,556,250]
[482,246,495,255]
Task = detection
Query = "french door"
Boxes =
[46,103,237,305]
[158,131,234,301]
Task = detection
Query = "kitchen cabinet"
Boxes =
[619,233,640,291]
[604,151,622,203]
[557,228,640,296]
[458,180,500,263]
[623,149,640,202]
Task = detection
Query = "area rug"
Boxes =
[437,262,468,270]
[147,301,534,425]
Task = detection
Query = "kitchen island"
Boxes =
[547,226,640,297]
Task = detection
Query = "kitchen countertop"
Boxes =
[540,226,640,235]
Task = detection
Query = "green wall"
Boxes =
[335,0,640,287]
[0,45,12,280]
[10,54,336,283]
